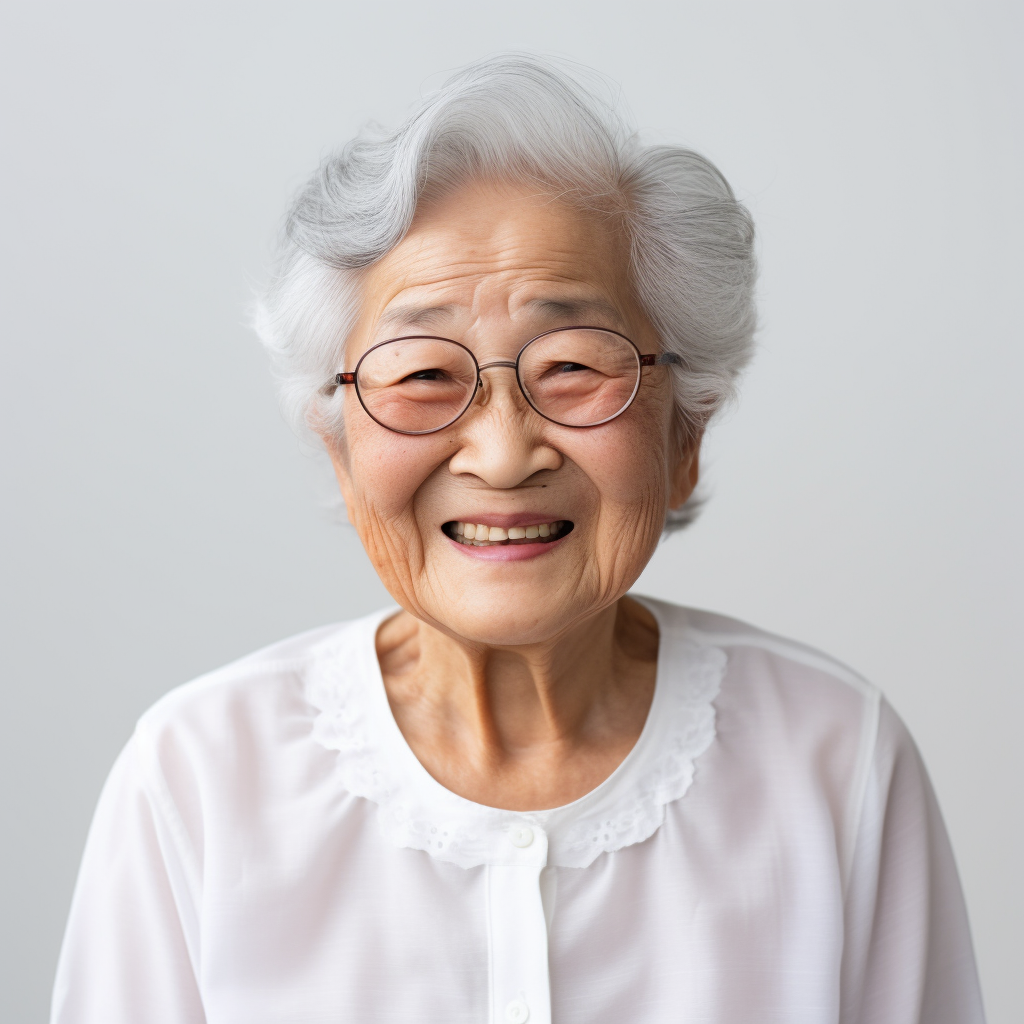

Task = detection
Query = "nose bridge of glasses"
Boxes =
[474,359,519,394]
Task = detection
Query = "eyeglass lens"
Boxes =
[354,328,642,434]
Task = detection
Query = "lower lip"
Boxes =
[445,533,570,561]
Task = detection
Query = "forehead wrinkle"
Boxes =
[375,263,620,319]
[365,226,638,341]
[383,217,621,281]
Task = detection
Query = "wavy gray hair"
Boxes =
[254,54,757,531]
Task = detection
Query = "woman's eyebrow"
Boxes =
[524,297,623,324]
[376,303,459,332]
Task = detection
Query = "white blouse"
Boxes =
[52,598,985,1023]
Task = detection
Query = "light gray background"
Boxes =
[1,2,1020,1020]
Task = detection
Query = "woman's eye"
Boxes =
[555,362,591,374]
[405,369,448,382]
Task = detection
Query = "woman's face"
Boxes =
[327,179,698,647]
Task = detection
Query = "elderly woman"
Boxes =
[53,56,983,1023]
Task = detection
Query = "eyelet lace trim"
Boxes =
[306,614,725,869]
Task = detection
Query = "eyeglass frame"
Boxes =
[328,325,683,435]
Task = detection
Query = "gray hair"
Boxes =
[254,54,757,531]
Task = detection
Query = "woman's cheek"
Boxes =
[347,427,442,524]
[573,427,671,596]
[343,438,437,608]
[575,415,670,522]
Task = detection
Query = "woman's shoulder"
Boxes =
[637,596,884,780]
[642,599,939,850]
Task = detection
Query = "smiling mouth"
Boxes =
[443,520,574,547]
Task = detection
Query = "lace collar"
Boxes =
[305,597,726,869]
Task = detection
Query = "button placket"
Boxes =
[488,827,550,1024]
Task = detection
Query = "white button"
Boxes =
[505,998,530,1023]
[509,825,534,848]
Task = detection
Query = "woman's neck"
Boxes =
[376,596,659,810]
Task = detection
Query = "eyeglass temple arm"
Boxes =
[640,352,683,367]
[322,372,356,395]
[320,372,356,395]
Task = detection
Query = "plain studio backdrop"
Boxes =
[1,2,1020,1020]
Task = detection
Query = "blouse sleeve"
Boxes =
[840,698,986,1023]
[51,730,206,1024]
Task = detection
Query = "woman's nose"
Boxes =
[447,368,562,487]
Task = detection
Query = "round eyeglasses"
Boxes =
[328,326,681,435]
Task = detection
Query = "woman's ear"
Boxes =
[668,436,701,510]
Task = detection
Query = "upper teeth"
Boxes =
[451,520,566,545]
